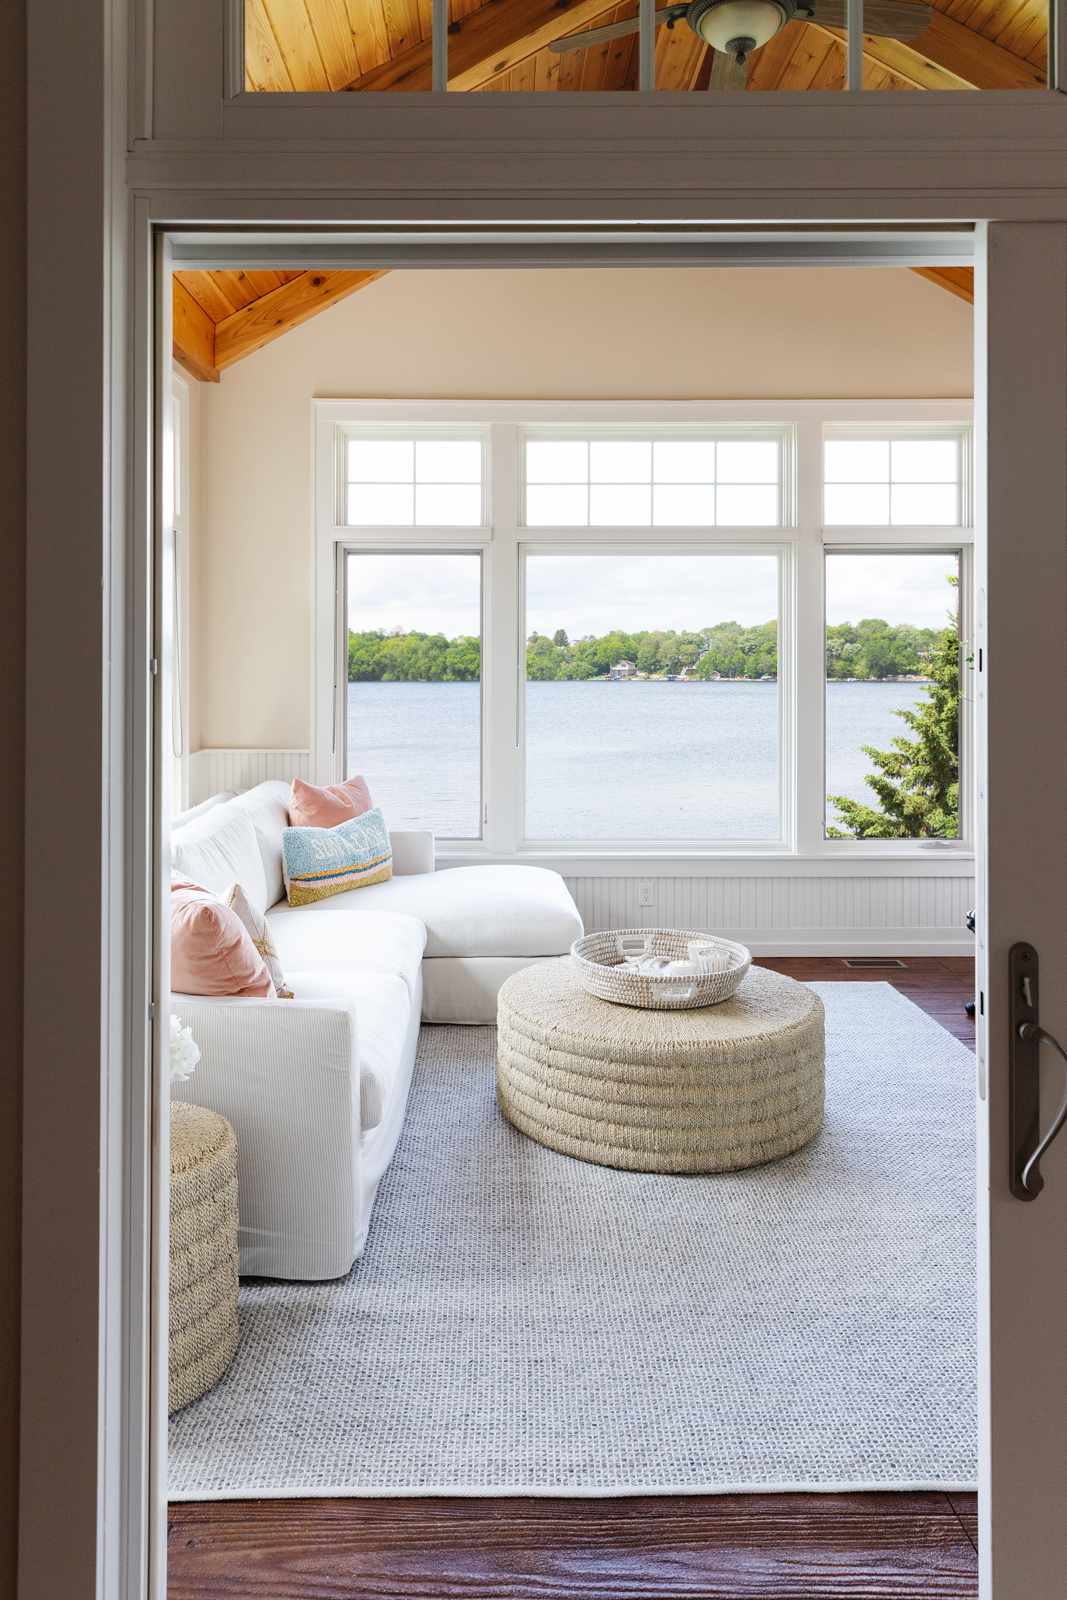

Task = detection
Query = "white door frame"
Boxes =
[21,91,1067,1600]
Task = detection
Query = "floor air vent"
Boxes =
[843,957,907,970]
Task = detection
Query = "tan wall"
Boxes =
[185,371,206,755]
[1,0,25,1590]
[194,266,973,750]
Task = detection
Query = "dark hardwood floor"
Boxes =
[168,956,978,1600]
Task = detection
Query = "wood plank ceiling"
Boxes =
[173,269,385,382]
[244,0,1046,93]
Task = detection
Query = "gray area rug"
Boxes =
[169,982,977,1499]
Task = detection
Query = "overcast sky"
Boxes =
[347,550,959,638]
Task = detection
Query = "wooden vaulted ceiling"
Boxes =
[244,0,1046,94]
[173,269,386,382]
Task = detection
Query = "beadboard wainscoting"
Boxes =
[188,748,310,803]
[562,876,975,957]
[186,749,975,955]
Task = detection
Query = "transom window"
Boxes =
[245,0,1055,95]
[316,403,973,859]
[524,435,781,527]
[824,434,963,526]
[343,434,484,527]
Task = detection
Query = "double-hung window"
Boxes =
[315,403,972,863]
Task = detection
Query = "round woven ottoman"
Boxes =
[497,960,825,1174]
[169,1102,239,1414]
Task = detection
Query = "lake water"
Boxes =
[346,679,930,841]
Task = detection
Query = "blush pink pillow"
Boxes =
[288,774,373,830]
[171,879,273,998]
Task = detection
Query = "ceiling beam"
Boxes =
[344,0,628,92]
[814,10,1044,91]
[173,277,219,384]
[911,266,975,304]
[907,11,1045,90]
[814,23,975,87]
[211,269,387,371]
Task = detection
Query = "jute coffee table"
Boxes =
[497,959,825,1174]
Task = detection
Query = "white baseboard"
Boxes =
[737,933,974,958]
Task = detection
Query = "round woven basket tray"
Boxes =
[570,928,751,1010]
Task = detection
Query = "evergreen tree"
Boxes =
[827,596,960,839]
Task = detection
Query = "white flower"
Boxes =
[169,1014,201,1084]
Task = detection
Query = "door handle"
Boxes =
[1009,943,1067,1200]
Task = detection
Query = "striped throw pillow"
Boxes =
[281,806,393,907]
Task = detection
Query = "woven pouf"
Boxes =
[169,1102,239,1414]
[497,959,825,1174]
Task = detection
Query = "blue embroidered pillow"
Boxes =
[281,807,393,907]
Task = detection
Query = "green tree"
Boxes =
[552,628,570,647]
[827,599,960,840]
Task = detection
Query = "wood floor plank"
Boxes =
[169,958,979,1599]
[946,1492,979,1553]
[168,1493,979,1599]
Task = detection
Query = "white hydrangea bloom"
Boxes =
[169,1014,201,1084]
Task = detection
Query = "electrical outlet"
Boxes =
[638,878,655,908]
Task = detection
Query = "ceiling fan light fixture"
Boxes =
[688,0,790,61]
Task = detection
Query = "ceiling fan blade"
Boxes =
[812,0,933,39]
[707,49,749,90]
[549,4,684,54]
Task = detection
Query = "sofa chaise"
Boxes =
[170,780,583,1280]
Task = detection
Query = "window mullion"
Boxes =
[485,423,521,854]
[794,415,826,855]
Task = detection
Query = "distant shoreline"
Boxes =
[348,676,934,687]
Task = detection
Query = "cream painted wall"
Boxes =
[184,369,205,755]
[194,266,972,749]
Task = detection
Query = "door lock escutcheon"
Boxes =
[1009,943,1067,1201]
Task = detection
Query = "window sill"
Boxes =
[435,846,975,878]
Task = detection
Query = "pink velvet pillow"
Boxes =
[288,774,373,830]
[171,878,273,998]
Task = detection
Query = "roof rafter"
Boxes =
[911,266,975,303]
[344,0,630,92]
[173,268,386,380]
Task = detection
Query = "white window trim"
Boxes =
[170,370,192,814]
[313,398,974,873]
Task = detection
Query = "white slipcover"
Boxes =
[170,781,583,1278]
[171,806,270,916]
[294,864,584,959]
[173,968,422,1280]
[267,906,426,1003]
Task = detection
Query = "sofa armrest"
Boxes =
[389,829,435,876]
[171,992,362,1279]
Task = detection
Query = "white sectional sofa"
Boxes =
[170,780,583,1280]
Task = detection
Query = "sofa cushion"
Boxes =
[267,906,426,1001]
[282,968,412,1134]
[171,805,270,917]
[291,865,583,959]
[228,780,291,909]
[172,791,235,831]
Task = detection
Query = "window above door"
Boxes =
[242,0,1053,95]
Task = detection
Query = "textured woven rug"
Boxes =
[169,981,977,1500]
